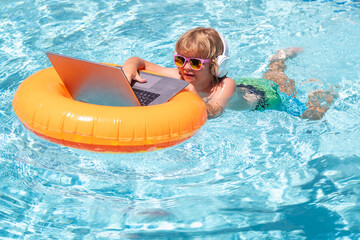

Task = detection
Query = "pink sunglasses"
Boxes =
[173,54,210,70]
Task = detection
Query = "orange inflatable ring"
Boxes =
[12,64,207,153]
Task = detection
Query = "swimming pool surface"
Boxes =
[1,0,360,239]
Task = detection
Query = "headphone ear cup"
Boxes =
[216,55,230,78]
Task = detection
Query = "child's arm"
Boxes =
[208,78,236,117]
[196,77,236,118]
[123,57,179,83]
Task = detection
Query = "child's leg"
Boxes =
[263,47,303,98]
[300,89,336,120]
[264,48,336,120]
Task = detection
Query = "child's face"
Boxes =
[176,51,213,87]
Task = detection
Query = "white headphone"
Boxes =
[216,33,230,78]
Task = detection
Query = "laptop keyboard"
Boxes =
[133,88,160,106]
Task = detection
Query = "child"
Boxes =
[122,27,236,118]
[123,27,334,120]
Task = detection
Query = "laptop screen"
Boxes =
[47,52,188,107]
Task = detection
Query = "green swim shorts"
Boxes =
[235,78,282,110]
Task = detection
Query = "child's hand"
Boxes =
[122,57,147,84]
[124,70,147,84]
[125,71,147,83]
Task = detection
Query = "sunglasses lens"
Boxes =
[174,56,185,67]
[189,59,202,70]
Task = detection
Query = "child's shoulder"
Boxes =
[214,76,236,96]
[221,76,236,89]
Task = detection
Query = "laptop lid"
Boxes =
[46,52,189,107]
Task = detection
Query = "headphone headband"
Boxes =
[219,33,229,57]
[216,32,230,78]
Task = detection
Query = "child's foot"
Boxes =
[269,47,304,62]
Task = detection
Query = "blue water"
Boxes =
[1,0,360,239]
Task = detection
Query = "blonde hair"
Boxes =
[175,27,225,84]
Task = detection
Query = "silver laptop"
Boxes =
[46,52,189,106]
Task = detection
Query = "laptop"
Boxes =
[46,52,189,107]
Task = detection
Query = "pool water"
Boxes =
[1,0,360,239]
